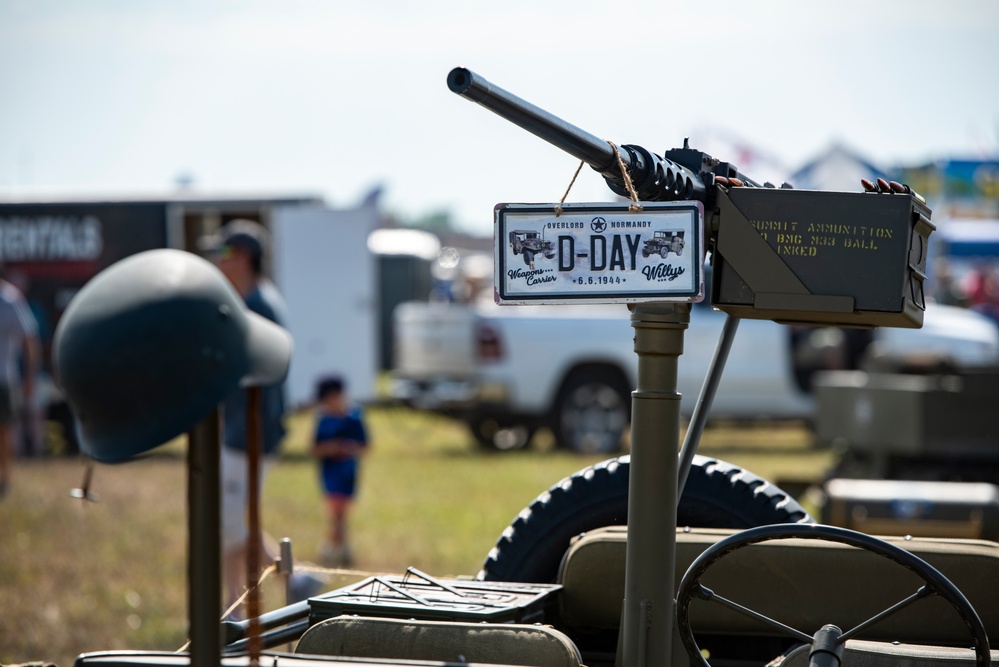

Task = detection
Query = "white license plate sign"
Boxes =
[495,202,704,304]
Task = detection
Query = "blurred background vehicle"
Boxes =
[391,259,999,454]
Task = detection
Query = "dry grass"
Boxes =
[0,457,189,664]
[0,407,830,667]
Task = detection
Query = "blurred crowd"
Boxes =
[932,257,999,324]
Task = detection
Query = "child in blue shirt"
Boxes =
[312,375,368,567]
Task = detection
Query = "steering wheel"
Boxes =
[675,524,990,667]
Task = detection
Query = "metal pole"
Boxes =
[278,537,295,652]
[279,538,294,606]
[677,314,740,498]
[187,408,222,667]
[246,386,263,667]
[619,303,688,667]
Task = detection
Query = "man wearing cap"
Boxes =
[209,219,290,616]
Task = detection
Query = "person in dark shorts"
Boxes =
[312,375,368,567]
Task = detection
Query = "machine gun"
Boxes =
[448,67,934,329]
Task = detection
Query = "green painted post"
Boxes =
[619,303,689,667]
[188,409,222,667]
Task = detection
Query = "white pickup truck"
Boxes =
[391,289,999,454]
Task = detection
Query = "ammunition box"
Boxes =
[822,478,999,541]
[813,369,999,458]
[308,574,560,625]
[712,189,934,328]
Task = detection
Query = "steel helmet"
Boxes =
[53,248,292,463]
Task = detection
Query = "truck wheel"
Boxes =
[467,415,535,452]
[553,369,630,454]
[660,247,669,259]
[478,454,813,582]
[523,250,534,268]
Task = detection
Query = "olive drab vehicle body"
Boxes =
[61,68,996,667]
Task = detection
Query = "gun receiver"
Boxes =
[447,67,763,203]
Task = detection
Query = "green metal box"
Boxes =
[308,569,561,625]
[813,369,999,460]
[822,477,999,541]
[712,189,933,328]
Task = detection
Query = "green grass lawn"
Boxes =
[0,406,831,667]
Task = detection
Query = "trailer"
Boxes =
[0,194,382,452]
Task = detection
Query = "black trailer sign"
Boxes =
[495,202,703,304]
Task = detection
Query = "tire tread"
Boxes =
[479,454,812,582]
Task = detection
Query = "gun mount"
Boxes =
[448,67,934,329]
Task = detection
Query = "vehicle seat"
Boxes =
[295,614,584,667]
[556,526,999,646]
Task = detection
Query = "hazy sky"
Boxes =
[1,1,997,234]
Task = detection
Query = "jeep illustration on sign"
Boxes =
[642,230,685,258]
[495,202,703,305]
[508,229,556,270]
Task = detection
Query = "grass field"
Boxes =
[0,406,833,667]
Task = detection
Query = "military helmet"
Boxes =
[53,248,292,463]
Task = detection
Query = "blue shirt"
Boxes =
[315,406,367,462]
[222,281,288,455]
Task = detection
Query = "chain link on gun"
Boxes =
[861,177,926,204]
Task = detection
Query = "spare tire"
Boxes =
[478,454,812,582]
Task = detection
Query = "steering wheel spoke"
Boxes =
[839,585,935,642]
[675,524,989,667]
[693,583,813,644]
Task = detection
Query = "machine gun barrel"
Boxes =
[447,67,621,173]
[447,67,708,202]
